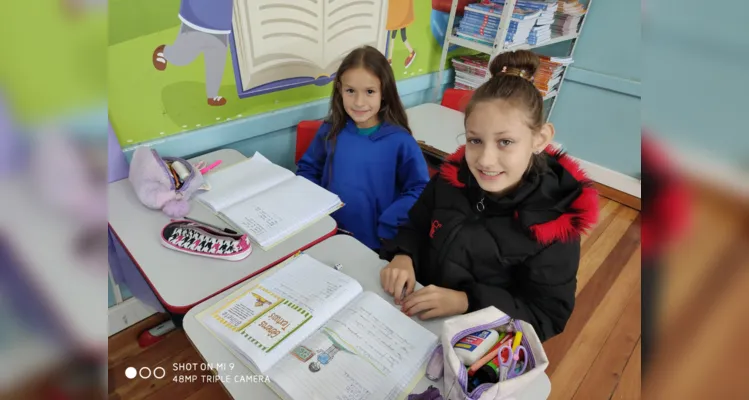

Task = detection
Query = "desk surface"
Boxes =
[407,103,465,158]
[183,235,550,400]
[108,149,337,313]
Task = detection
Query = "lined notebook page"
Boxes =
[268,292,438,400]
[201,254,362,374]
[197,152,294,212]
[221,176,342,248]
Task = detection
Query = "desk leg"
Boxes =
[109,228,177,347]
[108,229,165,314]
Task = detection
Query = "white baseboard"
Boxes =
[552,143,641,198]
[108,297,157,336]
[576,158,641,198]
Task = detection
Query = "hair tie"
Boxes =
[499,66,533,82]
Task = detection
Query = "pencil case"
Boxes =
[428,306,549,400]
[128,147,206,218]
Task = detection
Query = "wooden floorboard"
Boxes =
[592,182,641,211]
[545,214,640,376]
[571,285,641,400]
[108,195,643,400]
[612,339,641,400]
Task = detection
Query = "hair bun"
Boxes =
[488,50,540,81]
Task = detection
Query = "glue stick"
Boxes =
[171,161,191,182]
[453,330,501,366]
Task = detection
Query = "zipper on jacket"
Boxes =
[476,196,485,212]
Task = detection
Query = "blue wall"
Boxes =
[643,0,749,168]
[543,0,641,178]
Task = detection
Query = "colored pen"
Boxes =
[200,160,222,175]
[512,332,523,351]
[184,216,238,235]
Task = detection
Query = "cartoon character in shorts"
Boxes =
[152,0,233,106]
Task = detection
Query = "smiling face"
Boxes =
[464,99,554,196]
[340,67,382,129]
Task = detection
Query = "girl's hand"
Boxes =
[380,255,416,305]
[401,285,469,320]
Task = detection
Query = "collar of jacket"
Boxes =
[438,145,600,245]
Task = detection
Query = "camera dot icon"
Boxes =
[125,367,137,379]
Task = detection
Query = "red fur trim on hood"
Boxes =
[439,145,466,188]
[439,144,600,245]
[531,146,599,245]
[530,185,599,245]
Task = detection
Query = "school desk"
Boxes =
[183,234,551,400]
[407,103,465,159]
[108,149,337,317]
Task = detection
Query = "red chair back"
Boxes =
[441,88,474,112]
[295,120,324,164]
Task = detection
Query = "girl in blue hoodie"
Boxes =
[297,46,430,252]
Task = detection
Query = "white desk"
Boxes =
[407,103,466,158]
[108,149,337,314]
[183,235,550,399]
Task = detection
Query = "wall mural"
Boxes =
[109,0,467,146]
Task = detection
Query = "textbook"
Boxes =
[196,152,343,250]
[199,253,439,400]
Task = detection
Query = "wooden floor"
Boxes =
[108,195,642,400]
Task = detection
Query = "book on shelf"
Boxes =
[198,253,439,400]
[229,0,388,98]
[552,0,587,34]
[196,152,343,250]
[450,53,574,97]
[457,2,542,47]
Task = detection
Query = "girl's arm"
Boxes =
[377,139,430,242]
[379,176,437,274]
[296,124,329,186]
[458,240,581,342]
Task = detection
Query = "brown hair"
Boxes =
[324,45,411,184]
[464,50,547,174]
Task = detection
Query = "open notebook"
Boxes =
[199,254,438,400]
[196,153,343,250]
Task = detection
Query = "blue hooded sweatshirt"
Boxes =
[297,119,430,250]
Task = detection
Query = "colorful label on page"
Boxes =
[211,285,282,332]
[454,330,492,351]
[290,345,315,362]
[241,300,312,353]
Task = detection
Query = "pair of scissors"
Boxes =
[497,343,528,381]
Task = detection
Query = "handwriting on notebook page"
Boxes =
[259,258,359,316]
[268,291,435,400]
[238,207,283,238]
[325,302,415,375]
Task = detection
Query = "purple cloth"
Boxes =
[408,386,443,400]
[108,123,129,183]
[179,0,233,33]
[0,92,28,176]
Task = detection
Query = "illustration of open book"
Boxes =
[199,253,438,400]
[229,0,389,98]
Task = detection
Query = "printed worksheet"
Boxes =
[203,254,363,373]
[269,292,438,400]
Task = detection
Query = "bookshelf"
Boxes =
[435,0,593,121]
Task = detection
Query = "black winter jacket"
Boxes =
[381,145,599,342]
